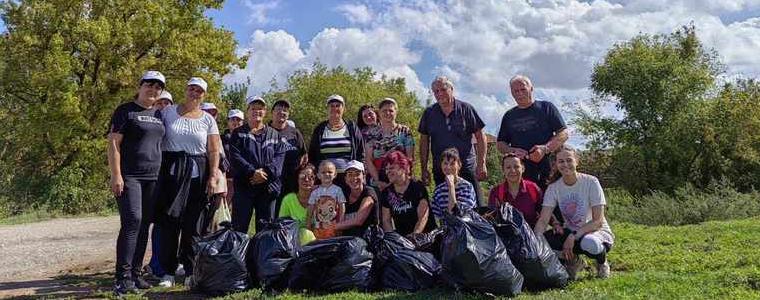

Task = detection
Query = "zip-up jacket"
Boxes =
[228,124,287,195]
[308,119,365,170]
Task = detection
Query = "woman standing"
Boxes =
[356,104,378,141]
[107,71,166,296]
[380,151,436,236]
[228,96,287,234]
[155,77,222,288]
[364,98,415,190]
[534,146,615,280]
[308,94,365,189]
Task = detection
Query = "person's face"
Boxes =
[432,82,454,105]
[345,169,365,190]
[156,99,172,110]
[510,79,533,107]
[138,81,163,103]
[203,109,218,118]
[379,104,397,124]
[328,101,344,120]
[247,102,266,124]
[362,108,377,126]
[318,164,337,184]
[227,117,243,130]
[273,104,290,124]
[298,168,316,192]
[186,85,205,102]
[440,157,461,176]
[385,163,408,184]
[502,157,524,184]
[555,150,578,177]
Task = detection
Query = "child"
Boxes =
[431,148,478,221]
[306,161,346,239]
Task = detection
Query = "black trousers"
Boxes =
[543,229,611,264]
[231,185,276,234]
[433,163,484,206]
[115,177,157,280]
[157,177,206,276]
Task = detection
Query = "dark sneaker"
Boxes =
[133,276,152,289]
[113,279,137,297]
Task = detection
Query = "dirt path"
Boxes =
[0,216,121,299]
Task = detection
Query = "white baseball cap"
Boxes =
[345,160,365,172]
[200,102,218,111]
[158,90,173,103]
[228,109,244,120]
[187,77,208,92]
[141,70,166,85]
[246,96,266,106]
[326,94,345,105]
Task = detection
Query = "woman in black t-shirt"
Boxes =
[380,151,436,236]
[107,71,166,295]
[335,160,377,237]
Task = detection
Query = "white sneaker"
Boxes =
[565,256,587,280]
[184,275,195,289]
[175,264,185,277]
[158,274,174,288]
[596,261,611,279]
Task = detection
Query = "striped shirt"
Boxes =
[320,125,352,172]
[431,177,477,220]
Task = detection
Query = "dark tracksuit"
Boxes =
[228,124,287,233]
[308,119,365,190]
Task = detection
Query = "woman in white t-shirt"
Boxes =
[155,77,221,288]
[534,146,614,280]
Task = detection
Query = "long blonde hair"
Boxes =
[548,145,579,184]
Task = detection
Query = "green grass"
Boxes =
[0,209,114,225]
[84,217,759,300]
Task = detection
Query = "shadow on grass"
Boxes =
[0,271,112,299]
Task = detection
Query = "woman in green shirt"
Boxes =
[278,164,317,244]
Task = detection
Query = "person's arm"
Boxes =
[335,197,374,230]
[446,175,457,213]
[364,145,380,184]
[419,134,430,184]
[308,124,322,168]
[206,134,222,192]
[413,199,431,234]
[405,130,416,176]
[497,141,529,157]
[573,205,605,238]
[546,128,569,152]
[533,205,554,235]
[337,202,345,222]
[381,207,394,232]
[306,203,315,230]
[474,128,488,180]
[107,133,125,197]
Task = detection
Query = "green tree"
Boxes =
[0,0,244,214]
[263,63,423,144]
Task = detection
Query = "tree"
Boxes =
[0,0,245,214]
[263,63,423,144]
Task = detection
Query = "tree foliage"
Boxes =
[578,26,760,193]
[0,0,244,214]
[263,63,423,144]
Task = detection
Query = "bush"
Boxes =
[607,181,760,226]
[45,164,113,215]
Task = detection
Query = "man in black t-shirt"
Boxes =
[497,75,569,189]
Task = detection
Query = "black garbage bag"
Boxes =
[192,222,250,295]
[440,207,523,296]
[407,228,444,260]
[247,218,300,290]
[381,249,441,291]
[363,226,440,291]
[288,236,373,293]
[495,203,569,291]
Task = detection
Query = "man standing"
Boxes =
[269,99,307,213]
[418,76,488,204]
[497,75,568,189]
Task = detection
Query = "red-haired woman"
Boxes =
[380,151,437,236]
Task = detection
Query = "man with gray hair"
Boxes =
[419,76,488,204]
[497,75,568,189]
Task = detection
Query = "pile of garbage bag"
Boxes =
[191,222,250,295]
[364,226,441,291]
[247,218,300,290]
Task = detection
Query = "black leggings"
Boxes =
[544,230,612,264]
[115,177,157,280]
[158,178,206,276]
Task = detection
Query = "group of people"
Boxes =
[107,71,615,296]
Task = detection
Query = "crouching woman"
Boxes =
[533,146,614,280]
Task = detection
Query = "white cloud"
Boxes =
[336,4,373,24]
[243,0,280,25]
[225,30,305,95]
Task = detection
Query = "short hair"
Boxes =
[440,147,461,164]
[378,98,397,109]
[356,104,376,130]
[297,163,317,177]
[501,153,523,166]
[431,76,454,90]
[509,75,533,88]
[385,150,412,175]
[318,160,336,170]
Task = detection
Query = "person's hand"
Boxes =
[207,174,220,194]
[250,169,268,185]
[563,234,576,260]
[421,169,431,185]
[445,174,457,187]
[508,147,529,158]
[110,175,124,197]
[476,163,488,181]
[528,145,548,163]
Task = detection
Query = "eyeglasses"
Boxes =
[298,174,315,181]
